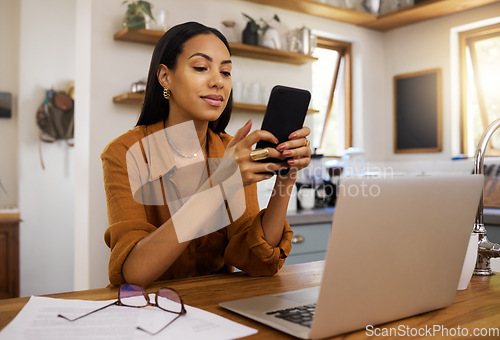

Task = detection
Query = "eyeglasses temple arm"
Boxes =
[136,313,183,335]
[57,301,118,322]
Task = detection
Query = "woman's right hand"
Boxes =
[224,120,287,186]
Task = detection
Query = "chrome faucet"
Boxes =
[473,118,500,276]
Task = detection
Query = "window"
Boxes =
[460,23,500,156]
[311,37,352,156]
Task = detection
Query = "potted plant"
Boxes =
[122,0,155,30]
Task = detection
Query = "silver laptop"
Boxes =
[220,174,484,339]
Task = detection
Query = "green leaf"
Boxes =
[127,15,146,30]
[242,13,257,24]
[138,1,155,21]
[126,3,137,17]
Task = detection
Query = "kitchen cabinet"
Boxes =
[0,211,20,299]
[241,0,500,31]
[286,222,331,265]
[285,207,334,264]
[483,208,500,244]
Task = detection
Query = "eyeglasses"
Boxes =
[58,284,187,335]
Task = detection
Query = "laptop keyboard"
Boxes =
[266,303,316,328]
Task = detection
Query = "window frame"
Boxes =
[315,36,352,156]
[459,23,500,156]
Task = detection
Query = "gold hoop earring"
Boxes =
[163,87,171,100]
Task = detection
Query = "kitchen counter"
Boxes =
[285,206,500,269]
[484,207,500,225]
[287,207,500,228]
[286,207,334,225]
[0,208,20,222]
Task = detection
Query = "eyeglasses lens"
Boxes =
[119,284,148,307]
[157,288,183,313]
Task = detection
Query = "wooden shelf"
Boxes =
[359,0,500,31]
[241,0,375,25]
[242,0,500,31]
[233,102,268,112]
[113,27,164,44]
[229,42,317,65]
[113,92,145,104]
[233,101,319,114]
[113,92,318,114]
[114,27,317,65]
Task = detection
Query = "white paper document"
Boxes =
[0,295,257,340]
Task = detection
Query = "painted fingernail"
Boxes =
[289,132,297,139]
[276,144,285,151]
[287,159,295,165]
[283,150,292,157]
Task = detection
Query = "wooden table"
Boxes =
[0,261,499,339]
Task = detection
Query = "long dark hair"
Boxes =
[136,22,232,133]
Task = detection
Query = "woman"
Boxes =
[101,21,311,287]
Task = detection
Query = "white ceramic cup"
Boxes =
[248,82,261,104]
[457,232,479,290]
[232,81,243,102]
[298,187,315,210]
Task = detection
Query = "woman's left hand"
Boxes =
[276,126,312,178]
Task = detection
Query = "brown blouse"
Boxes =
[101,119,293,286]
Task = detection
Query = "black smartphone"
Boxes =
[256,85,311,176]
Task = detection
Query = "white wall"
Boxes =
[2,0,500,296]
[16,0,76,295]
[383,2,500,163]
[76,0,144,290]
